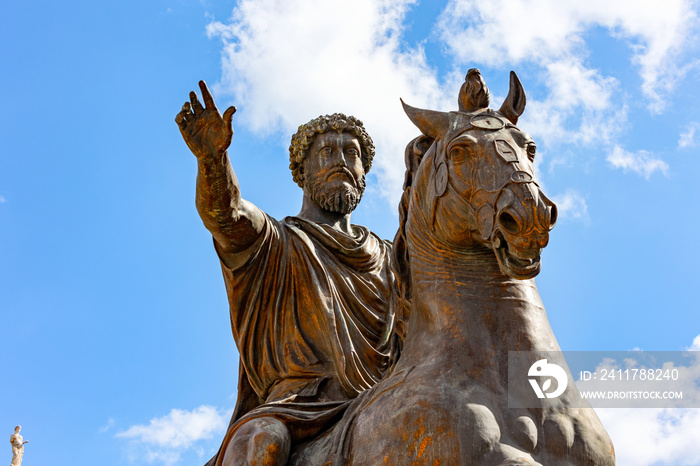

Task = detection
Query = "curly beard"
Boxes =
[305,168,366,214]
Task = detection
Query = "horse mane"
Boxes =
[392,135,433,305]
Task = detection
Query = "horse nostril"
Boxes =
[549,204,558,229]
[499,212,519,235]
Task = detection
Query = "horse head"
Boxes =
[399,70,557,280]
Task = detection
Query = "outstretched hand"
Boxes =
[176,81,236,158]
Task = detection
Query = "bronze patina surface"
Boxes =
[290,70,614,465]
[176,83,399,466]
[176,71,614,465]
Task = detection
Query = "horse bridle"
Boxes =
[439,116,541,242]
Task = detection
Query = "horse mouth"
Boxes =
[491,230,541,279]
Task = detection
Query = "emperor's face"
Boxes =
[303,131,366,214]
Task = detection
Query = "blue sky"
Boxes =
[2,0,700,464]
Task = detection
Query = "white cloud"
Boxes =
[597,407,700,465]
[606,145,669,178]
[551,190,588,221]
[437,0,699,112]
[679,122,700,149]
[592,336,700,465]
[435,0,696,175]
[206,0,453,205]
[687,335,700,351]
[518,58,624,148]
[0,195,6,203]
[99,417,115,434]
[204,0,695,208]
[116,405,227,465]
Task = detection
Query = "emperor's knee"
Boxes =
[223,417,291,466]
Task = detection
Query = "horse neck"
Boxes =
[398,199,554,364]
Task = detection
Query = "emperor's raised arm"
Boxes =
[175,81,265,263]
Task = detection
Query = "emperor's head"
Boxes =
[289,113,374,214]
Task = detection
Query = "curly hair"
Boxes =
[289,113,375,188]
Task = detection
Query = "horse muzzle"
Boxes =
[488,181,557,279]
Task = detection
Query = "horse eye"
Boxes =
[527,144,536,161]
[451,146,469,160]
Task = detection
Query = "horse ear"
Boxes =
[498,71,526,125]
[401,99,451,139]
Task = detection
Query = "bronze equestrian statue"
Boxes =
[290,70,614,465]
[177,70,614,465]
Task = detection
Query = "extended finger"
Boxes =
[176,102,193,127]
[190,91,204,114]
[175,111,187,129]
[223,106,237,129]
[199,80,217,109]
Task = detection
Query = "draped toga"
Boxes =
[206,214,397,466]
[10,433,24,466]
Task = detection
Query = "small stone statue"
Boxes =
[9,426,27,466]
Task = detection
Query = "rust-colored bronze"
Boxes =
[290,70,615,465]
[176,82,398,466]
[176,70,614,465]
